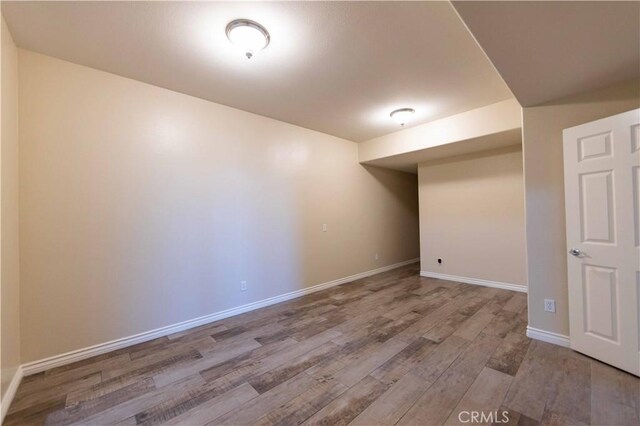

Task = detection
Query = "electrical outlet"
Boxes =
[544,299,556,313]
[374,253,379,260]
[322,223,327,232]
[240,281,247,292]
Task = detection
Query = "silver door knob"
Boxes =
[569,248,583,257]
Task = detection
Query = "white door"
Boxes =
[563,108,640,376]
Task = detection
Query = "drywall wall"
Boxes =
[18,50,420,362]
[359,99,521,164]
[418,146,526,287]
[523,79,640,337]
[1,16,21,397]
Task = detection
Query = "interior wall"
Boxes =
[523,79,640,336]
[18,50,420,363]
[1,16,21,397]
[418,146,527,287]
[359,99,521,164]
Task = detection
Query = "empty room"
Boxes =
[1,1,639,425]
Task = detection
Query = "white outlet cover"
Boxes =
[241,281,247,291]
[544,299,556,313]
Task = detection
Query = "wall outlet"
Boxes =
[322,223,327,232]
[374,253,379,260]
[240,281,247,292]
[544,299,556,313]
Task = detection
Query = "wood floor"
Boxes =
[6,264,639,426]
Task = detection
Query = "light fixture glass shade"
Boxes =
[390,108,415,126]
[226,19,270,58]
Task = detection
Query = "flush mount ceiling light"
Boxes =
[226,19,270,59]
[389,108,415,126]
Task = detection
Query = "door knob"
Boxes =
[569,248,583,257]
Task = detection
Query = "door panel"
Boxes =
[579,171,616,244]
[582,264,618,342]
[578,131,613,161]
[563,108,640,376]
[637,271,640,353]
[634,166,640,248]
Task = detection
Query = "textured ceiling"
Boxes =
[2,1,513,142]
[452,1,640,106]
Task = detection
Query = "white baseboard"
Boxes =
[0,365,23,424]
[526,326,571,348]
[21,258,419,377]
[419,271,527,293]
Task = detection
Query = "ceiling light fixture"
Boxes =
[390,108,415,126]
[226,19,270,59]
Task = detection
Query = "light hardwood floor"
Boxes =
[6,264,639,425]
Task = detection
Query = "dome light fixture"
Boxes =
[390,108,415,126]
[225,19,270,59]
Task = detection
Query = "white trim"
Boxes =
[526,326,571,348]
[0,366,23,424]
[420,271,527,293]
[21,258,419,377]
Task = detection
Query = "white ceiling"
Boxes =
[452,1,640,107]
[2,1,513,142]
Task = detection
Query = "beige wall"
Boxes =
[359,99,521,164]
[523,79,640,336]
[18,50,419,362]
[1,17,21,397]
[418,146,527,287]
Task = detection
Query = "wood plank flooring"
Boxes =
[6,264,639,425]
